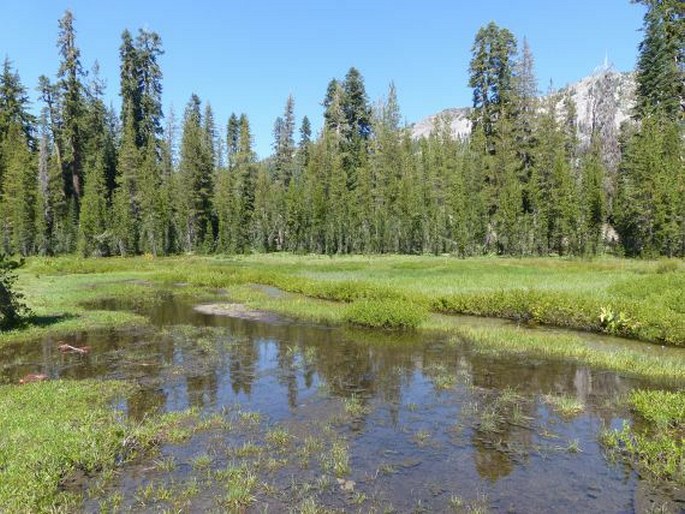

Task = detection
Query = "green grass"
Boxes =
[0,380,222,512]
[1,254,684,503]
[343,297,428,329]
[0,380,133,512]
[542,394,585,418]
[602,389,685,484]
[14,254,685,344]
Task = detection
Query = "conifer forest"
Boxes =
[2,2,685,512]
[0,1,682,261]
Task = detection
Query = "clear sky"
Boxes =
[1,0,646,158]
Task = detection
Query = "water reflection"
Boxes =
[1,293,683,512]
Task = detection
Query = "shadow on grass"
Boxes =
[26,313,77,328]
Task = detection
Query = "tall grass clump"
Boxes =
[602,389,685,484]
[343,298,428,330]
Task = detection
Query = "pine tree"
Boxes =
[468,22,518,151]
[0,58,34,144]
[179,95,214,252]
[633,0,684,120]
[0,124,36,255]
[77,62,116,256]
[120,28,164,148]
[138,141,165,255]
[215,165,236,253]
[226,113,240,171]
[298,115,312,166]
[617,115,683,256]
[512,37,538,214]
[578,137,607,254]
[112,117,140,255]
[35,120,52,255]
[232,114,257,253]
[273,95,296,186]
[56,10,86,206]
[78,154,109,256]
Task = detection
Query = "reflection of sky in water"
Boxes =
[2,293,683,512]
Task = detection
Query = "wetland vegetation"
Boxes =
[0,0,682,510]
[0,254,683,512]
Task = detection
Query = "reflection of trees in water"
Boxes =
[187,371,218,409]
[127,387,166,421]
[303,330,423,427]
[276,344,299,409]
[473,436,515,481]
[229,340,258,395]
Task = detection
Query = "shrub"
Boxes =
[0,254,30,330]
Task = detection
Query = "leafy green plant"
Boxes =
[599,306,638,335]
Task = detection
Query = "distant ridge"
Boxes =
[410,69,636,143]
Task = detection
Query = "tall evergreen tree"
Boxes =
[468,22,518,151]
[0,124,36,255]
[0,58,34,144]
[633,0,684,120]
[226,113,240,171]
[56,10,86,206]
[179,95,214,252]
[273,95,296,186]
[232,114,257,253]
[112,117,140,255]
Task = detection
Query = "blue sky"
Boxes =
[1,1,645,158]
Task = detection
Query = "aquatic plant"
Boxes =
[602,389,685,484]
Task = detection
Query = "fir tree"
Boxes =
[633,0,684,120]
[468,22,518,151]
[56,10,86,206]
[0,124,36,255]
[179,95,214,252]
[0,58,34,144]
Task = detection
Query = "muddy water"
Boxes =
[2,292,683,512]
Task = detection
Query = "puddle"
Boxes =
[1,292,684,512]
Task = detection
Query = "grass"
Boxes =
[0,380,163,512]
[602,389,685,484]
[542,394,585,418]
[343,297,428,329]
[0,379,224,512]
[2,253,684,503]
[14,253,685,342]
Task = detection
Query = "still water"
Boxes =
[1,291,683,512]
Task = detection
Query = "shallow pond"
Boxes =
[1,291,683,512]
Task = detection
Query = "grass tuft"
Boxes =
[343,298,428,330]
[602,389,685,484]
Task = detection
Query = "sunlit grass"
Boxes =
[602,389,685,484]
[542,394,585,418]
[0,380,141,512]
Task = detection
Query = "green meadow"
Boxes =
[1,254,684,510]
